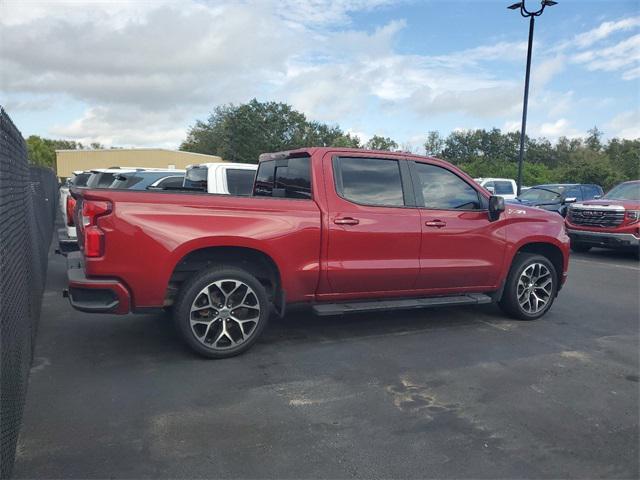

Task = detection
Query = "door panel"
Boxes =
[410,161,506,290]
[417,210,505,289]
[324,155,421,294]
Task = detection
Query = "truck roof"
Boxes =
[258,147,443,163]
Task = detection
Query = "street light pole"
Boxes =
[508,0,558,196]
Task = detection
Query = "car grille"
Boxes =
[568,208,625,227]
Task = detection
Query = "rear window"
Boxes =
[493,181,514,195]
[183,167,208,190]
[253,156,312,199]
[226,169,255,196]
[71,173,91,187]
[87,172,119,188]
[109,174,143,189]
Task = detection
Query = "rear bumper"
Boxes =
[66,252,131,314]
[57,228,79,255]
[567,228,639,248]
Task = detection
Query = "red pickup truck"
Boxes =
[565,180,640,253]
[67,147,570,358]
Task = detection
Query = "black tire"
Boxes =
[174,265,270,358]
[499,253,558,320]
[570,242,591,253]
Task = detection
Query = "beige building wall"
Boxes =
[55,149,224,178]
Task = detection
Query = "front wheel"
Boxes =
[499,253,558,320]
[174,266,270,358]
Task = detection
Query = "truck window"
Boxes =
[183,167,208,190]
[226,169,256,196]
[334,157,404,207]
[154,176,184,189]
[413,162,481,210]
[581,184,602,199]
[564,185,583,200]
[253,157,311,199]
[494,181,514,195]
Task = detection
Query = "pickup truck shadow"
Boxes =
[101,304,505,360]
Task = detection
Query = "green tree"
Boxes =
[181,99,359,163]
[424,131,444,156]
[365,135,398,151]
[585,126,604,151]
[25,136,83,168]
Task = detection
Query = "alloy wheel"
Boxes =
[517,262,553,315]
[189,279,261,350]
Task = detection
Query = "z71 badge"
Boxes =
[508,208,527,215]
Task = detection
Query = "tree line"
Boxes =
[26,99,638,190]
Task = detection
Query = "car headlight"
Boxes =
[626,210,640,223]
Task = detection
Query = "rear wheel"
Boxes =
[499,253,558,320]
[570,242,591,253]
[174,266,270,358]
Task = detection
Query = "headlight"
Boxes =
[626,210,640,223]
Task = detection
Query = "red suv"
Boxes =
[565,180,640,253]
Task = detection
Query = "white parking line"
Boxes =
[571,258,640,271]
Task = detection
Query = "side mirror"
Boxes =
[486,186,495,194]
[488,195,505,222]
[564,197,577,204]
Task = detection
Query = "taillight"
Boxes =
[66,196,76,226]
[82,200,112,257]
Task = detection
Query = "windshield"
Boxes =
[603,182,640,201]
[519,186,565,203]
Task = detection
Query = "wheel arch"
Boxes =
[165,244,283,310]
[513,241,565,284]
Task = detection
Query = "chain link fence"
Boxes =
[1,107,58,478]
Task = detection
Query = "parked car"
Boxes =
[511,183,603,216]
[474,178,518,200]
[183,162,257,195]
[108,169,185,190]
[565,180,640,253]
[58,170,92,254]
[66,147,569,358]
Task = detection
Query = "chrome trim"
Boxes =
[569,203,625,211]
[567,229,639,246]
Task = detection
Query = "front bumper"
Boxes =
[66,252,131,314]
[567,228,640,248]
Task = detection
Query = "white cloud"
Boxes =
[49,106,188,148]
[573,16,640,49]
[1,1,639,146]
[572,34,640,77]
[536,118,581,139]
[606,110,640,139]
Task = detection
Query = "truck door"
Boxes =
[324,154,421,294]
[409,161,506,290]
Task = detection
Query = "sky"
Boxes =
[1,0,639,152]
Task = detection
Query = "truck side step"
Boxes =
[312,293,493,316]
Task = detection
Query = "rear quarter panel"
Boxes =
[82,190,321,308]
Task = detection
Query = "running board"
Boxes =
[312,293,493,316]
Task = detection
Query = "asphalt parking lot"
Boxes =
[13,244,639,479]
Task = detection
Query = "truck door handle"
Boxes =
[425,220,446,228]
[334,217,359,225]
